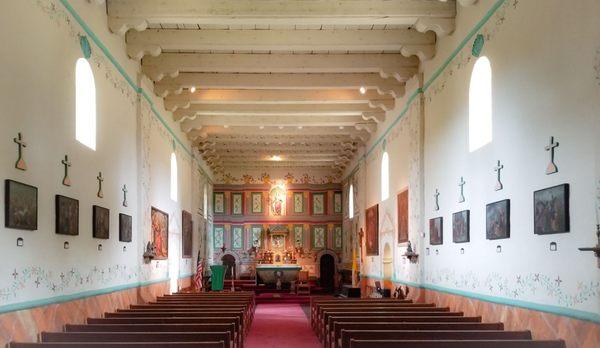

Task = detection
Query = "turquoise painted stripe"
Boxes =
[0,277,169,315]
[344,0,507,181]
[362,275,600,324]
[57,0,212,182]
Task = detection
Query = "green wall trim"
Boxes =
[0,277,169,315]
[57,0,212,183]
[363,275,600,324]
[344,0,507,181]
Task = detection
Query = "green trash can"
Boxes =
[210,265,226,291]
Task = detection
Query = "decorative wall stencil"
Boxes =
[151,207,169,259]
[534,184,570,235]
[486,199,511,240]
[96,172,104,198]
[452,210,470,243]
[269,185,285,216]
[92,205,109,239]
[458,177,466,203]
[312,225,326,249]
[365,204,379,256]
[397,189,409,243]
[472,33,485,57]
[119,213,132,243]
[334,225,343,250]
[231,192,243,215]
[121,185,128,207]
[544,136,559,175]
[13,132,27,171]
[218,172,339,185]
[434,189,440,211]
[251,226,262,248]
[213,192,225,214]
[293,192,304,213]
[55,195,79,236]
[247,192,261,213]
[429,217,443,245]
[61,155,72,186]
[333,191,343,214]
[293,225,303,248]
[79,35,91,59]
[4,180,38,230]
[232,225,243,250]
[213,225,224,249]
[490,160,504,191]
[311,192,326,215]
[182,210,193,258]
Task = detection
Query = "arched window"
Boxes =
[348,184,354,219]
[381,152,389,201]
[469,56,492,152]
[203,184,208,219]
[75,58,96,150]
[170,152,178,201]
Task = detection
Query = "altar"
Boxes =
[256,264,302,289]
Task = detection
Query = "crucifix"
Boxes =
[96,172,104,198]
[494,160,504,191]
[434,189,440,211]
[122,185,128,207]
[13,132,27,170]
[545,136,559,174]
[61,155,72,186]
[458,177,466,203]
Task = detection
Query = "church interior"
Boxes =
[0,0,599,347]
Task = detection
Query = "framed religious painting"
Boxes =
[92,205,110,239]
[534,184,570,235]
[251,192,263,213]
[231,192,243,215]
[232,225,244,250]
[293,225,304,248]
[251,225,262,248]
[429,217,443,245]
[312,192,326,215]
[55,195,79,236]
[486,199,510,240]
[293,192,304,213]
[452,210,470,243]
[5,180,38,230]
[151,207,169,259]
[213,225,225,249]
[312,225,326,249]
[182,210,193,258]
[333,191,343,214]
[365,204,379,255]
[269,186,285,216]
[333,225,343,250]
[397,189,409,244]
[213,192,225,214]
[119,213,132,242]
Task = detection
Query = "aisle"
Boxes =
[246,303,321,348]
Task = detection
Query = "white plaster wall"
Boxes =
[0,0,212,309]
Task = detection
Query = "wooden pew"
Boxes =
[348,339,566,348]
[40,332,232,348]
[339,330,533,348]
[310,298,413,325]
[10,343,224,348]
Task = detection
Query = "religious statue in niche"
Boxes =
[269,185,286,216]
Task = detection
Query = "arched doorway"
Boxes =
[319,254,335,291]
[221,254,236,279]
[383,243,392,279]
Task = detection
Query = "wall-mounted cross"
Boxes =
[96,172,104,198]
[494,160,504,191]
[434,189,440,211]
[122,184,128,207]
[458,177,466,203]
[61,155,72,186]
[545,136,559,174]
[13,132,27,170]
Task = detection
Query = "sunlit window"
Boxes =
[469,56,492,152]
[381,152,389,201]
[170,153,178,201]
[75,58,96,150]
[203,184,208,219]
[348,185,354,219]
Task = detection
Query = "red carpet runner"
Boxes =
[245,303,321,348]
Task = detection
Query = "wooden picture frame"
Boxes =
[429,217,443,245]
[397,189,409,244]
[534,183,570,235]
[119,213,132,242]
[92,205,110,239]
[213,192,225,214]
[151,207,169,259]
[486,199,510,240]
[55,195,79,236]
[452,210,470,243]
[5,180,37,230]
[365,204,379,255]
[182,210,193,258]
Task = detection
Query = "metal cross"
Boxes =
[122,184,128,207]
[458,177,466,203]
[96,172,104,198]
[61,155,72,186]
[13,132,27,170]
[494,160,504,191]
[434,189,440,211]
[545,136,559,174]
